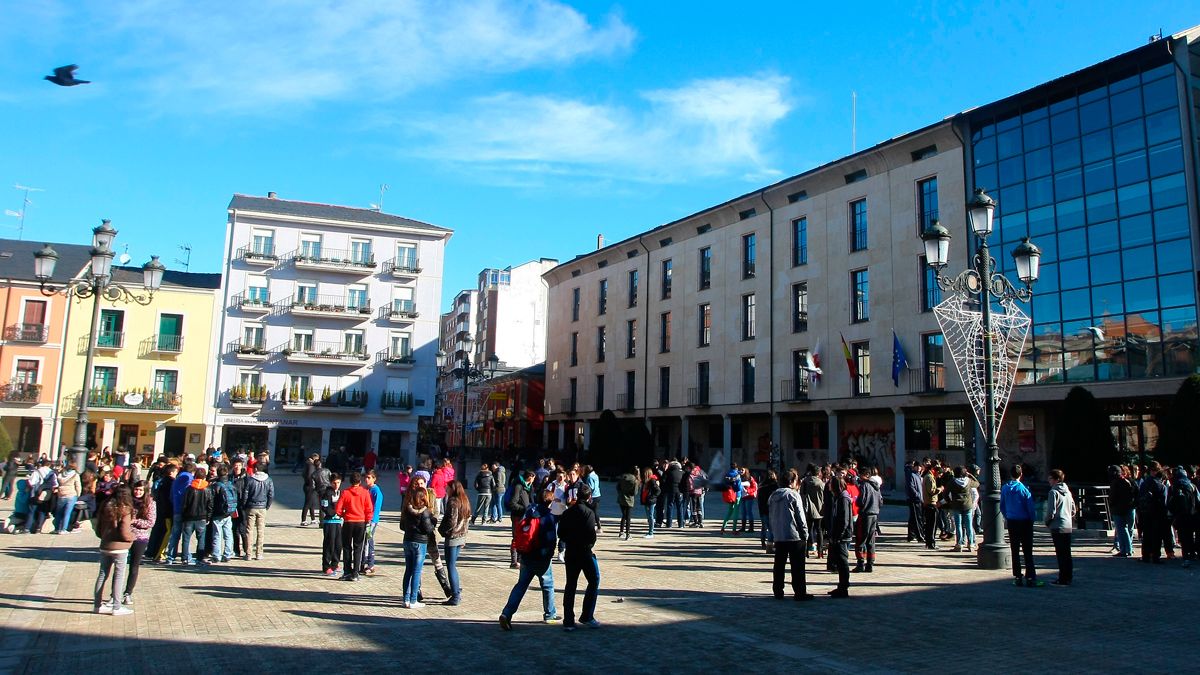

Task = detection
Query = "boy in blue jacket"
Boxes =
[999,463,1042,587]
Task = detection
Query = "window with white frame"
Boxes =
[396,242,418,270]
[239,370,261,389]
[299,233,323,260]
[350,238,373,264]
[347,284,368,309]
[289,374,311,400]
[292,329,314,352]
[246,275,269,304]
[390,331,412,358]
[242,322,264,349]
[295,280,318,305]
[343,330,365,355]
[154,369,179,394]
[392,285,414,313]
[251,229,275,256]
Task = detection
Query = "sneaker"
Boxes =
[544,616,561,624]
[95,605,113,615]
[446,597,461,606]
[643,534,654,539]
[323,568,336,576]
[499,614,512,631]
[408,601,426,609]
[122,594,133,606]
[1025,578,1045,588]
[582,619,601,628]
[111,606,133,616]
[364,567,376,576]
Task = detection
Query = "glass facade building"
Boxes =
[967,53,1197,386]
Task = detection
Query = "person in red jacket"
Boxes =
[430,459,452,513]
[335,471,374,582]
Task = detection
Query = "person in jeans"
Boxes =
[488,462,506,523]
[1000,463,1042,587]
[94,485,135,616]
[920,460,942,550]
[439,480,471,605]
[905,461,925,543]
[640,467,661,539]
[164,462,194,564]
[147,463,177,561]
[209,465,237,564]
[800,465,825,558]
[362,469,384,575]
[471,463,494,525]
[768,468,812,601]
[230,459,249,559]
[336,471,374,582]
[124,480,156,606]
[559,484,600,630]
[179,466,213,565]
[499,487,560,630]
[1045,469,1076,586]
[53,464,82,534]
[662,460,685,529]
[400,478,435,607]
[240,459,274,560]
[1108,465,1137,558]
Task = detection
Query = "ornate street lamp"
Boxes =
[450,353,498,459]
[921,188,1041,570]
[35,221,165,471]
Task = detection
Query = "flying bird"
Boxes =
[1086,326,1106,342]
[45,64,90,86]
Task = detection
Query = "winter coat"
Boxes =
[558,502,598,555]
[320,486,343,524]
[402,505,436,544]
[906,467,923,503]
[1108,476,1137,513]
[640,475,661,505]
[131,498,157,541]
[922,471,942,507]
[181,479,214,522]
[1000,479,1036,522]
[826,490,854,542]
[99,510,134,551]
[946,476,980,512]
[768,487,808,543]
[492,466,506,495]
[438,497,470,548]
[664,462,685,495]
[335,485,374,523]
[474,470,496,495]
[857,477,883,516]
[241,472,274,510]
[616,473,639,508]
[758,478,779,517]
[800,475,825,522]
[56,470,82,498]
[1045,482,1076,532]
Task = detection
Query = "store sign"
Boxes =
[123,392,144,406]
[222,416,299,426]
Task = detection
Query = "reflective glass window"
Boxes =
[1025,147,1052,178]
[1154,205,1189,241]
[1034,293,1061,323]
[1162,307,1197,339]
[1121,214,1154,248]
[1078,84,1108,104]
[1024,119,1051,149]
[998,157,1024,186]
[1121,246,1155,281]
[1142,77,1177,113]
[1037,263,1059,293]
[1157,240,1191,274]
[997,128,1022,159]
[1145,109,1181,145]
[973,136,996,166]
[1087,220,1118,254]
[1142,63,1174,83]
[1051,110,1079,141]
[1055,168,1083,200]
[1159,272,1193,309]
[1082,129,1112,164]
[1052,138,1081,169]
[1110,73,1140,92]
[1058,228,1087,259]
[1085,190,1116,223]
[1115,150,1148,186]
[1059,258,1089,290]
[1079,100,1110,134]
[1055,197,1085,230]
[1061,289,1091,319]
[1027,176,1054,208]
[1036,230,1058,261]
[997,185,1024,214]
[1090,252,1121,285]
[1084,160,1114,194]
[1124,278,1158,312]
[1027,205,1055,238]
[1111,119,1145,155]
[1109,87,1142,124]
[1151,173,1185,208]
[976,164,998,192]
[1148,141,1184,177]
[1092,283,1124,315]
[1023,105,1049,122]
[1117,181,1151,216]
[1049,94,1077,113]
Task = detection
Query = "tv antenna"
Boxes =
[8,184,44,240]
[175,244,192,272]
[370,183,389,212]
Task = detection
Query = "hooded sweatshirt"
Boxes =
[1168,469,1197,522]
[857,476,882,516]
[1000,479,1035,522]
[56,470,82,498]
[336,484,374,523]
[181,478,213,522]
[242,471,274,509]
[1045,482,1075,533]
[170,471,194,515]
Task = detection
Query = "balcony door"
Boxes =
[92,366,117,392]
[14,359,38,386]
[99,309,123,347]
[158,314,183,351]
[154,369,178,394]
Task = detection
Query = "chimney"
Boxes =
[597,234,604,250]
[267,191,277,199]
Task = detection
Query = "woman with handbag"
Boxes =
[94,485,135,615]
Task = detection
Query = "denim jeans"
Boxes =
[211,516,233,561]
[166,515,184,562]
[473,494,492,522]
[644,504,656,536]
[363,523,377,568]
[1113,510,1134,556]
[445,543,462,599]
[740,497,757,528]
[54,495,78,533]
[954,510,975,547]
[489,494,503,521]
[501,553,556,620]
[181,520,207,563]
[403,541,427,603]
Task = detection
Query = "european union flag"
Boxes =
[892,330,909,387]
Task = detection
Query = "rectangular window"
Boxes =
[792,282,808,332]
[571,288,580,322]
[346,284,369,309]
[660,312,671,353]
[154,369,178,394]
[242,322,264,349]
[570,332,578,366]
[595,374,604,411]
[921,257,941,312]
[597,326,606,362]
[742,294,756,340]
[299,233,322,260]
[598,280,608,315]
[853,342,871,396]
[569,378,578,412]
[741,356,756,403]
[791,350,811,400]
[923,333,946,392]
[92,366,117,392]
[98,309,123,347]
[290,374,311,399]
[699,247,712,289]
[851,269,870,322]
[699,303,711,346]
[391,285,414,313]
[14,359,38,386]
[157,314,183,352]
[743,233,756,278]
[659,367,670,408]
[793,217,808,266]
[697,362,710,404]
[918,177,939,233]
[389,332,412,358]
[292,329,314,352]
[350,238,373,265]
[625,371,636,410]
[251,228,275,256]
[626,319,637,358]
[343,330,365,355]
[628,270,638,308]
[246,275,269,304]
[850,199,868,251]
[239,370,262,390]
[395,243,418,271]
[661,259,673,299]
[295,281,318,305]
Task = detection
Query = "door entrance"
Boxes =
[163,426,186,457]
[17,418,41,455]
[119,424,139,454]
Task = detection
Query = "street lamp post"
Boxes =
[34,220,165,471]
[436,350,498,460]
[922,188,1041,570]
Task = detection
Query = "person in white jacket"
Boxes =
[1045,469,1076,586]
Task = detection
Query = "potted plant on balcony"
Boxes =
[358,305,372,314]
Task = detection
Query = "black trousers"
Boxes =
[772,540,807,597]
[302,488,319,522]
[907,500,925,542]
[233,513,248,557]
[1177,517,1198,560]
[563,551,600,626]
[125,540,148,596]
[618,504,632,534]
[322,522,343,570]
[1141,516,1165,562]
[1008,519,1036,579]
[1050,530,1072,583]
[856,514,879,561]
[146,517,168,559]
[342,522,367,578]
[808,517,824,553]
[922,506,939,548]
[830,540,850,591]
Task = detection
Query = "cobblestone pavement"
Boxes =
[1,474,1197,674]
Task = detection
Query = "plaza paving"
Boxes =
[0,473,1196,674]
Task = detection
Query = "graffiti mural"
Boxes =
[841,428,897,487]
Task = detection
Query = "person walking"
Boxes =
[616,467,638,540]
[400,479,436,607]
[241,461,274,561]
[769,468,812,601]
[640,467,661,539]
[439,480,471,605]
[499,486,560,629]
[94,485,135,616]
[506,471,534,568]
[319,473,343,576]
[472,463,494,525]
[1045,469,1076,585]
[123,480,156,606]
[1000,463,1042,586]
[559,484,600,630]
[336,471,374,582]
[825,473,853,598]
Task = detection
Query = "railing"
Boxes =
[236,245,278,263]
[152,334,184,352]
[781,375,811,402]
[287,295,372,315]
[232,291,271,310]
[910,364,946,395]
[687,387,710,407]
[290,247,376,268]
[0,383,40,403]
[4,323,48,343]
[79,389,181,411]
[227,339,268,356]
[282,340,369,361]
[383,253,421,275]
[375,347,415,366]
[93,331,125,349]
[381,391,414,410]
[616,393,635,411]
[379,300,418,319]
[560,397,576,415]
[227,386,268,404]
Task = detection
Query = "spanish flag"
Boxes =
[840,333,858,381]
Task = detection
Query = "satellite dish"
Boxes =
[119,253,132,264]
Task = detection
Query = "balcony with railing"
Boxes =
[83,331,124,352]
[288,247,376,274]
[279,340,370,365]
[227,385,269,410]
[379,300,419,323]
[236,244,278,266]
[616,393,635,412]
[910,364,947,395]
[228,338,269,361]
[67,389,182,413]
[381,391,415,415]
[281,388,368,413]
[687,387,711,407]
[559,397,576,416]
[383,252,421,277]
[780,374,811,403]
[0,382,41,404]
[231,291,271,313]
[282,294,371,320]
[376,347,415,368]
[149,334,184,354]
[4,323,48,343]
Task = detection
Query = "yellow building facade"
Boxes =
[58,268,221,462]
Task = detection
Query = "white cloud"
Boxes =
[412,74,793,183]
[96,0,634,110]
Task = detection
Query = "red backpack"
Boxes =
[513,513,542,554]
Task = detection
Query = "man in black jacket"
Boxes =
[301,454,320,526]
[905,461,925,543]
[825,473,853,598]
[559,485,600,631]
[663,460,685,529]
[1138,462,1170,563]
[180,467,214,565]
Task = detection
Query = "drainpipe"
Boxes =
[756,189,779,475]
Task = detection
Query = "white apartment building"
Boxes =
[473,258,557,369]
[212,193,450,466]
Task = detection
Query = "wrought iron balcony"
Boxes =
[71,389,181,413]
[687,387,711,407]
[280,340,369,365]
[228,339,269,360]
[284,295,372,320]
[151,334,184,353]
[910,364,947,395]
[381,391,414,413]
[616,393,635,412]
[232,292,271,312]
[85,331,124,351]
[289,247,376,273]
[383,253,421,276]
[4,323,48,343]
[282,388,368,412]
[379,300,419,322]
[560,397,576,415]
[236,245,278,265]
[781,374,811,402]
[0,382,41,403]
[376,347,415,368]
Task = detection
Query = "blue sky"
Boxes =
[0,1,1194,308]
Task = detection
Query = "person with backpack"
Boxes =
[301,454,321,527]
[1168,466,1197,566]
[179,466,214,565]
[320,472,343,576]
[640,467,661,539]
[720,465,743,534]
[27,458,57,534]
[1045,468,1077,585]
[209,465,237,564]
[506,470,534,568]
[559,484,600,630]
[662,460,685,529]
[472,463,495,525]
[616,467,639,540]
[499,486,560,630]
[164,462,194,564]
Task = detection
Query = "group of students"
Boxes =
[1107,460,1199,565]
[2,450,142,535]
